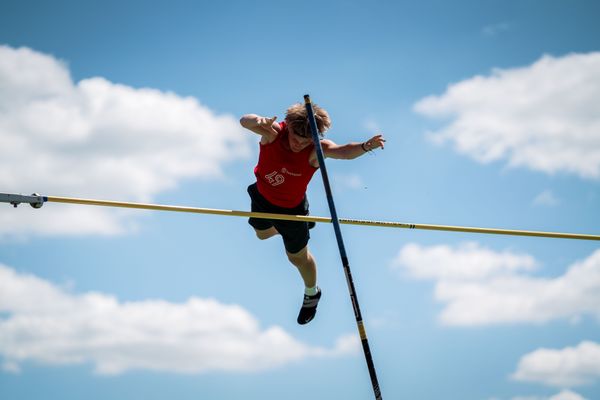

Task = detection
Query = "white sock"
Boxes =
[304,285,319,296]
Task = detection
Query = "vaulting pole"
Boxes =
[304,94,383,399]
[1,193,599,241]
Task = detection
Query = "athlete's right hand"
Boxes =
[257,116,279,136]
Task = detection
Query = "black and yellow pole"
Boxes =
[304,94,383,399]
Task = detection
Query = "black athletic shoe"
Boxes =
[297,288,322,325]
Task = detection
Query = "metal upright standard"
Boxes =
[0,193,45,208]
[304,94,383,400]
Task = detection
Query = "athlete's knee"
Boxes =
[286,246,310,264]
[255,227,278,240]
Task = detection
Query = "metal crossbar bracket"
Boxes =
[0,193,46,208]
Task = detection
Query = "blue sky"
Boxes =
[1,1,599,399]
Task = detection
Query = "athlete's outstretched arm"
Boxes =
[240,114,281,137]
[322,134,386,160]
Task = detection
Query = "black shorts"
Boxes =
[247,183,310,254]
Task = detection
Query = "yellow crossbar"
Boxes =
[46,195,600,241]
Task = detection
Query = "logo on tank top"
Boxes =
[281,168,301,177]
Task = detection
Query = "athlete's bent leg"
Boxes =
[254,226,279,240]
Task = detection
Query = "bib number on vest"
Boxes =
[265,170,285,186]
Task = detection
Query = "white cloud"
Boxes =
[533,190,560,207]
[333,173,365,191]
[0,264,358,375]
[512,341,600,388]
[547,391,588,400]
[414,52,600,180]
[511,390,587,400]
[363,118,382,134]
[393,242,537,281]
[391,243,600,326]
[0,45,252,237]
[1,360,20,374]
[483,22,511,36]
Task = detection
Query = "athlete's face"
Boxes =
[288,127,313,152]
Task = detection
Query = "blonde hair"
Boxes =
[285,103,331,138]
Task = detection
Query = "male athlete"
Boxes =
[240,103,385,324]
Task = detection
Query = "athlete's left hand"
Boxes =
[364,134,386,151]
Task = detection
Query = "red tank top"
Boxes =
[254,121,319,208]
